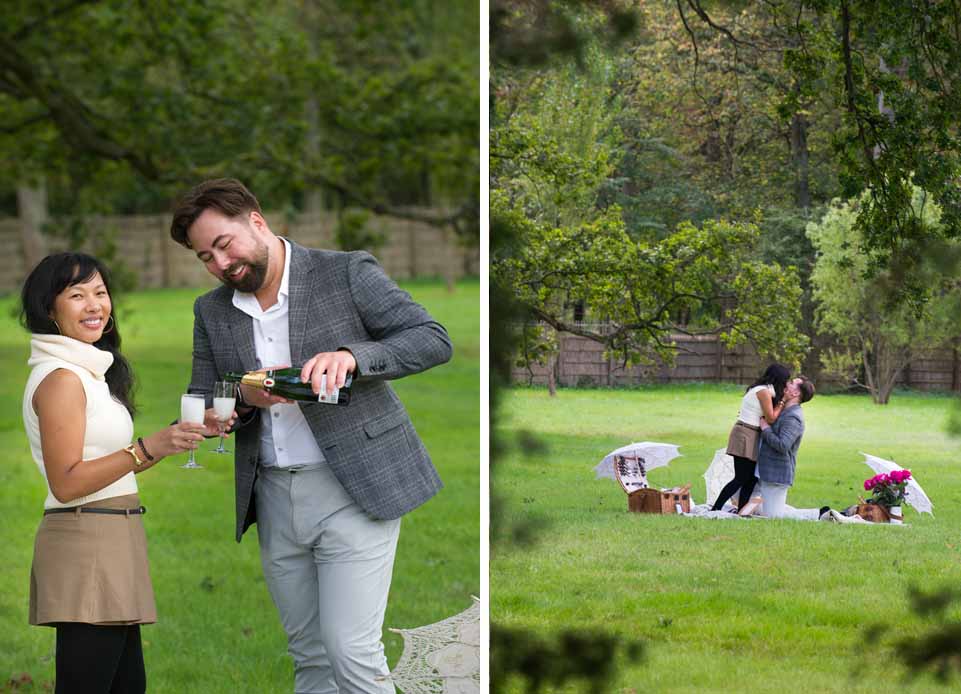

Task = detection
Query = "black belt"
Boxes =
[260,463,324,474]
[44,506,146,516]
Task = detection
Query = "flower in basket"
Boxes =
[863,470,912,509]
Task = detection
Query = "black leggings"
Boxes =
[55,623,145,694]
[711,455,758,510]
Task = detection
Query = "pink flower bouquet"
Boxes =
[863,469,912,509]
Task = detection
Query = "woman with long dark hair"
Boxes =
[711,363,791,511]
[21,253,212,693]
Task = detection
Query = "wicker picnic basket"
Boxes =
[628,486,691,514]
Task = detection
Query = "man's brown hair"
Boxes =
[798,376,815,404]
[170,178,262,248]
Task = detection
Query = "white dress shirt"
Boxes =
[231,239,326,468]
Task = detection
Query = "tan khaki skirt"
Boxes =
[30,494,156,626]
[726,421,761,461]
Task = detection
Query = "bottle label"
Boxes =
[317,374,340,404]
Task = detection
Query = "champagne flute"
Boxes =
[180,393,206,469]
[212,381,236,454]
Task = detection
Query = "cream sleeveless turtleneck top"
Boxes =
[23,334,137,509]
[736,384,776,427]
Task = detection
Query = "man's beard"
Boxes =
[222,245,269,292]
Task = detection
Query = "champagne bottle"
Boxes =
[224,367,352,405]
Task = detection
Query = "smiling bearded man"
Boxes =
[169,178,452,694]
[221,240,268,293]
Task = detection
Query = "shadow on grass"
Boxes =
[491,626,644,694]
[858,585,961,685]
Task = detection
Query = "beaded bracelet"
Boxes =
[137,437,155,462]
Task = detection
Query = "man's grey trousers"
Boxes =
[255,463,400,694]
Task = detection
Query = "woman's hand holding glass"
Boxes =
[139,422,207,462]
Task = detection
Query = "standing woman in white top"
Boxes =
[711,363,791,511]
[21,253,211,694]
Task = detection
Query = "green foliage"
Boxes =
[598,127,718,240]
[492,188,808,369]
[492,50,623,229]
[45,218,139,295]
[807,189,961,403]
[333,209,386,254]
[865,585,961,684]
[780,1,961,302]
[625,0,961,314]
[492,20,810,373]
[491,0,640,70]
[755,205,824,370]
[515,324,558,378]
[626,1,842,218]
[756,206,820,280]
[948,398,961,439]
[0,1,479,237]
[491,625,644,693]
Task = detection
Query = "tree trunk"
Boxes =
[875,341,910,406]
[17,181,49,270]
[877,375,897,405]
[547,352,557,397]
[952,338,960,392]
[875,336,895,404]
[302,0,326,215]
[442,226,456,294]
[725,114,739,179]
[873,57,899,159]
[715,335,723,382]
[789,88,811,209]
[861,340,878,401]
[303,94,326,215]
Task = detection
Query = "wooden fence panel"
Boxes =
[513,330,961,393]
[0,208,478,293]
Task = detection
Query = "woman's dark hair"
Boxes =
[20,252,136,417]
[747,363,791,407]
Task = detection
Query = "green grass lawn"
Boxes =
[0,278,479,693]
[493,384,961,693]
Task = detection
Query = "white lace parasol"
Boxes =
[703,448,736,507]
[383,597,480,694]
[594,442,682,480]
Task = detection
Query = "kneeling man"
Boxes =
[757,376,815,518]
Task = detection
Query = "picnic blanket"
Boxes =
[683,503,905,524]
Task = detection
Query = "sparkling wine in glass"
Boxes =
[180,393,206,469]
[212,381,236,454]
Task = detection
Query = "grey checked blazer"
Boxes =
[756,404,805,487]
[188,241,452,541]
